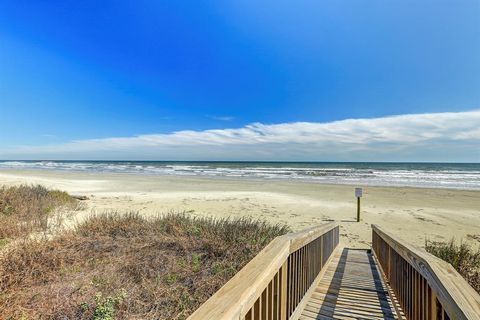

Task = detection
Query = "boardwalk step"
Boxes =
[299,248,400,320]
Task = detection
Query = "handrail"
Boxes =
[372,224,480,320]
[188,222,339,320]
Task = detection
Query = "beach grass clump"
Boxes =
[0,184,79,241]
[0,212,289,319]
[425,239,480,293]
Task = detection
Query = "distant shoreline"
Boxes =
[1,167,480,192]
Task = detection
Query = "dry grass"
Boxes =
[0,212,289,319]
[0,184,79,243]
[425,239,480,293]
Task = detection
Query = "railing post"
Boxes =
[430,291,438,320]
[319,237,323,269]
[280,260,288,320]
[388,245,391,279]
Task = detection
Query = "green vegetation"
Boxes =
[93,290,128,320]
[425,239,480,293]
[0,211,289,319]
[0,184,79,241]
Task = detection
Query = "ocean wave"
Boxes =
[0,161,479,190]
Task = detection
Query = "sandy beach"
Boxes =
[1,169,479,249]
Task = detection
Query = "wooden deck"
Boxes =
[299,248,400,320]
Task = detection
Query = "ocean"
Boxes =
[0,161,479,190]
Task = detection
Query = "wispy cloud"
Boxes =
[42,134,57,139]
[209,115,235,121]
[2,110,479,161]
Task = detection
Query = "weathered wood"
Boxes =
[188,222,339,320]
[372,224,480,320]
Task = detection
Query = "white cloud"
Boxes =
[2,110,480,161]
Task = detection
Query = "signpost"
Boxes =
[355,187,362,222]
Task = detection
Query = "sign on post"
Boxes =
[355,188,362,222]
[355,187,363,198]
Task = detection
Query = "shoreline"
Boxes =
[1,169,479,249]
[1,160,479,191]
[1,167,479,192]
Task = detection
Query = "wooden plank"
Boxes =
[280,261,288,320]
[314,289,391,304]
[268,281,273,320]
[298,249,399,320]
[287,222,338,253]
[308,294,397,315]
[298,314,334,320]
[273,273,278,320]
[289,246,342,320]
[310,291,394,310]
[305,300,396,318]
[303,304,394,320]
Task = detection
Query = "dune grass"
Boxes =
[0,184,79,243]
[425,239,480,293]
[0,212,289,319]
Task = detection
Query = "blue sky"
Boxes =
[0,1,479,161]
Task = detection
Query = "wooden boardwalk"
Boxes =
[189,223,480,320]
[299,248,399,320]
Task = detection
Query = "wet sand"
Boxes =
[1,169,479,248]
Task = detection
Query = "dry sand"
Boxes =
[1,169,479,249]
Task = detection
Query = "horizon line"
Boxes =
[1,159,479,164]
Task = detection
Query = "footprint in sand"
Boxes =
[467,234,480,242]
[345,233,359,241]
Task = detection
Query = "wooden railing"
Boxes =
[372,224,480,320]
[188,222,339,320]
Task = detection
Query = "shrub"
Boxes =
[425,239,480,293]
[0,212,289,319]
[0,184,78,240]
